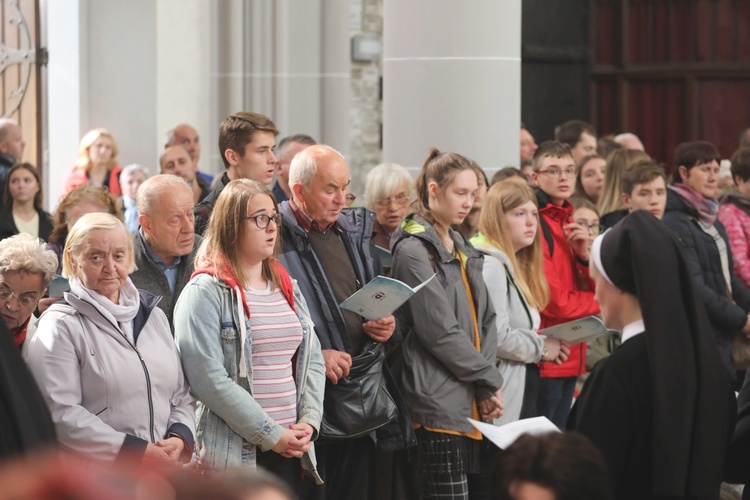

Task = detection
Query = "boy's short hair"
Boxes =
[730,147,750,183]
[218,112,278,169]
[620,160,667,196]
[532,141,574,171]
[556,120,597,148]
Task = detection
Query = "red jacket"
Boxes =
[535,189,599,378]
[64,165,123,198]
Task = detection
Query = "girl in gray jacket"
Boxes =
[390,149,504,499]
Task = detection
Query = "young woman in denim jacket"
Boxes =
[174,179,326,491]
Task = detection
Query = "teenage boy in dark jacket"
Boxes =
[531,141,600,429]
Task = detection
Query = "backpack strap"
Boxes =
[539,216,554,258]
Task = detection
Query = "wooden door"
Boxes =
[1,0,42,169]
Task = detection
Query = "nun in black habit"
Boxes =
[567,210,736,500]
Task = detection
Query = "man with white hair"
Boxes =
[0,119,26,205]
[130,175,200,332]
[278,145,408,499]
[614,132,645,151]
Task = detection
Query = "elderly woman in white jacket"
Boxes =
[471,180,569,424]
[27,212,195,464]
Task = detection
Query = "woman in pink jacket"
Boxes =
[718,147,750,288]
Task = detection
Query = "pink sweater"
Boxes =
[718,202,750,288]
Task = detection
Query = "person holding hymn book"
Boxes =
[568,210,734,500]
[471,179,569,426]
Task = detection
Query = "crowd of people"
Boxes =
[2,112,750,500]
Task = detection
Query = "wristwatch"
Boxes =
[542,344,549,361]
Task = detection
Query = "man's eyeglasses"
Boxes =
[375,194,410,208]
[538,168,576,178]
[575,220,601,234]
[0,286,39,308]
[245,213,282,229]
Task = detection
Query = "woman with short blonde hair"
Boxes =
[28,212,195,465]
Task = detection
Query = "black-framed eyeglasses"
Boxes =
[575,220,601,234]
[245,213,282,229]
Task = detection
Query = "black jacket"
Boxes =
[193,172,230,236]
[662,188,750,373]
[0,205,54,242]
[129,232,200,333]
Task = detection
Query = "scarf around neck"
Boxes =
[670,183,718,227]
[69,276,140,342]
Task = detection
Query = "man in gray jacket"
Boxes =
[130,175,200,332]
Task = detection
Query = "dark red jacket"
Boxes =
[535,189,599,378]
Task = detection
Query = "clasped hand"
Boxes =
[272,423,314,458]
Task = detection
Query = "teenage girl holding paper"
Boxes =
[471,179,569,425]
[390,148,504,499]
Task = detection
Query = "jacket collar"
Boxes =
[280,201,375,240]
[534,187,573,219]
[392,213,479,263]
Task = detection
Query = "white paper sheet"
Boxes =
[468,416,560,449]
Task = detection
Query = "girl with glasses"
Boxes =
[174,179,325,491]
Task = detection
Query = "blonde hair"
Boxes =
[76,128,119,172]
[196,179,281,288]
[478,181,549,310]
[62,213,135,279]
[0,233,58,290]
[597,149,651,215]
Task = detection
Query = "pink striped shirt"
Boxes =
[245,283,303,428]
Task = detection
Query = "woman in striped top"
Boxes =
[174,179,326,491]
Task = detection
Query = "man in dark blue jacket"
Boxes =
[278,144,399,500]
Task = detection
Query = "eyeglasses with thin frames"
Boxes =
[0,286,40,308]
[575,220,601,234]
[245,213,282,229]
[538,168,576,178]
[375,193,410,208]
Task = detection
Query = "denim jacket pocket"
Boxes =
[220,325,240,380]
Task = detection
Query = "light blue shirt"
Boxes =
[122,196,139,235]
[138,230,182,297]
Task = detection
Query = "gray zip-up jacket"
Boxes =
[390,214,503,433]
[27,281,196,463]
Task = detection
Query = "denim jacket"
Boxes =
[174,271,325,483]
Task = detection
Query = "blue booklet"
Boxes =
[340,274,436,321]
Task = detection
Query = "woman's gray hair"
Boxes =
[364,162,414,209]
[0,233,58,290]
[62,212,136,279]
[288,144,344,191]
[120,163,150,180]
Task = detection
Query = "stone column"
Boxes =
[382,0,521,176]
